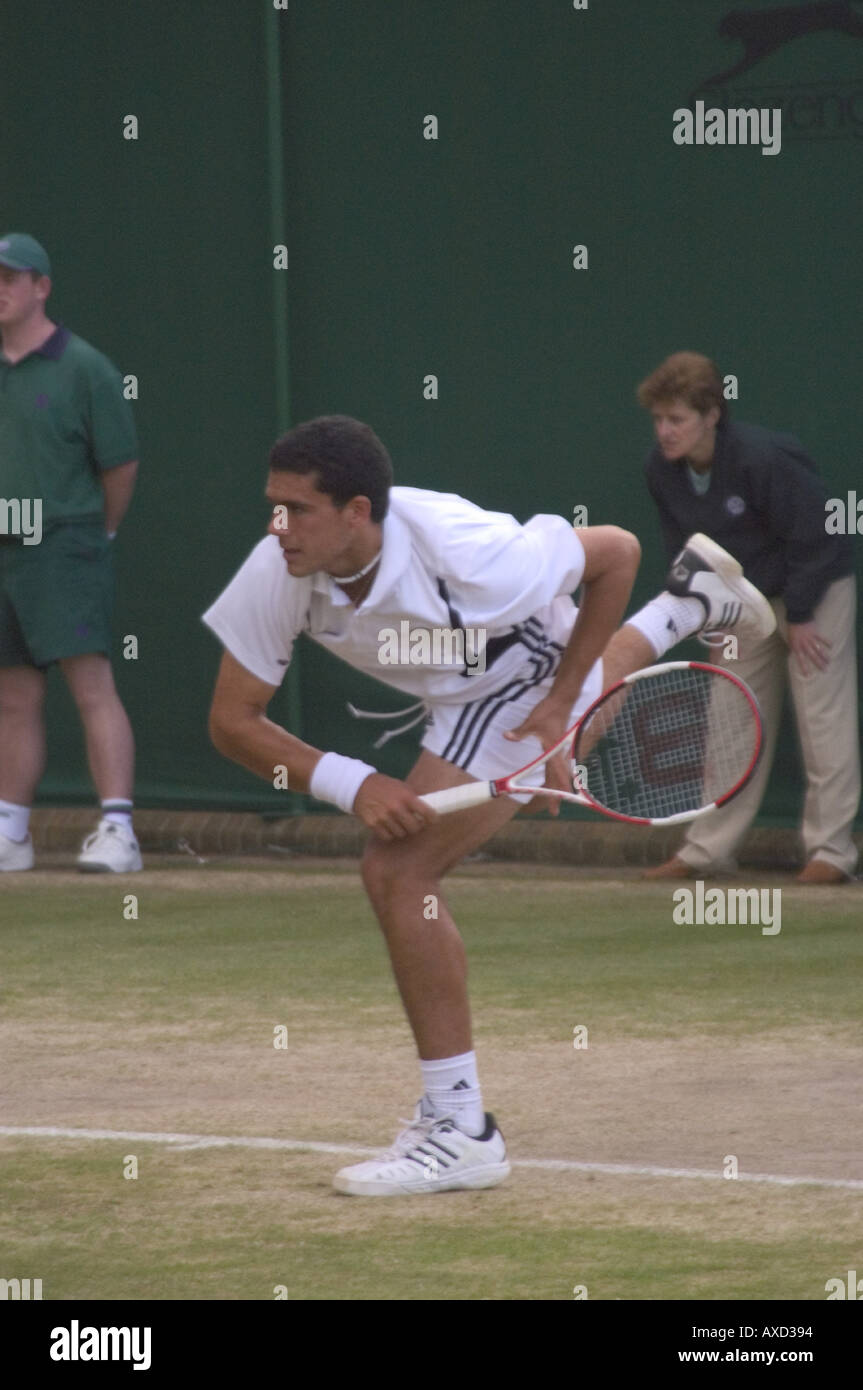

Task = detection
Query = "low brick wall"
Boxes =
[28,807,832,870]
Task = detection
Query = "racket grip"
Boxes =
[420,782,494,814]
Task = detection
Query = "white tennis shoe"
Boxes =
[666,533,777,642]
[333,1104,511,1196]
[77,819,142,873]
[0,831,34,871]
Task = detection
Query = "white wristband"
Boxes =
[309,752,376,813]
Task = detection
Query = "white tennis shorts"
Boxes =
[422,654,605,802]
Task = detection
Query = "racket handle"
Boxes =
[420,782,495,814]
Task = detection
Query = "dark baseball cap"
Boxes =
[0,233,52,278]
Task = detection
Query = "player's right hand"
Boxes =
[354,773,439,841]
[504,693,573,818]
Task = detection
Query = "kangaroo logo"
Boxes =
[686,2,863,139]
[700,2,863,90]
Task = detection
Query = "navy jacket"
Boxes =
[644,420,854,624]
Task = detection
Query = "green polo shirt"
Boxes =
[0,324,138,527]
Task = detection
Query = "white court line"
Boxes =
[1,1125,862,1191]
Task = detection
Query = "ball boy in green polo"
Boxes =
[0,232,141,871]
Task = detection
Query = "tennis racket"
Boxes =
[419,661,763,826]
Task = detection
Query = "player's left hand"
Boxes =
[504,694,573,817]
[787,621,831,676]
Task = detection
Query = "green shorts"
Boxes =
[0,520,115,670]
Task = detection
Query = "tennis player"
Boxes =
[203,415,774,1196]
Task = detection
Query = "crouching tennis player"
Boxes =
[203,415,773,1196]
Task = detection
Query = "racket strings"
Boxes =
[574,667,758,820]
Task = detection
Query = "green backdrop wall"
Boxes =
[2,0,861,824]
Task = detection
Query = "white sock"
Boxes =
[625,594,704,658]
[0,799,31,842]
[420,1050,486,1138]
[101,800,133,831]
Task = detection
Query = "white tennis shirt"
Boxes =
[202,486,587,705]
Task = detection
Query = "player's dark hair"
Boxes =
[637,352,728,424]
[269,415,392,522]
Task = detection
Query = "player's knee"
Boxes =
[62,657,117,711]
[615,526,641,571]
[70,683,119,718]
[0,674,45,716]
[360,842,399,904]
[361,840,433,906]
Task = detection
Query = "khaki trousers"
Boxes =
[678,575,860,875]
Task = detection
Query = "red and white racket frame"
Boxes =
[419,660,763,826]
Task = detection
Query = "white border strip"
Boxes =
[2,1125,862,1191]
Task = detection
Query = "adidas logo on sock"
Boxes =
[452,1079,471,1091]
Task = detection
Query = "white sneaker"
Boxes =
[0,831,34,871]
[77,819,142,873]
[666,533,777,642]
[333,1104,511,1196]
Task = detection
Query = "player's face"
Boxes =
[0,268,49,330]
[651,400,719,464]
[265,470,367,577]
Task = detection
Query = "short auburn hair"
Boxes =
[637,352,727,422]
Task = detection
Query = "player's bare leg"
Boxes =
[597,528,778,689]
[0,665,47,805]
[60,653,135,800]
[597,623,656,687]
[61,653,141,872]
[359,627,657,1043]
[361,748,521,1059]
[335,751,520,1193]
[0,666,45,867]
[512,532,777,812]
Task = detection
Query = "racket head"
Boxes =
[570,661,763,825]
